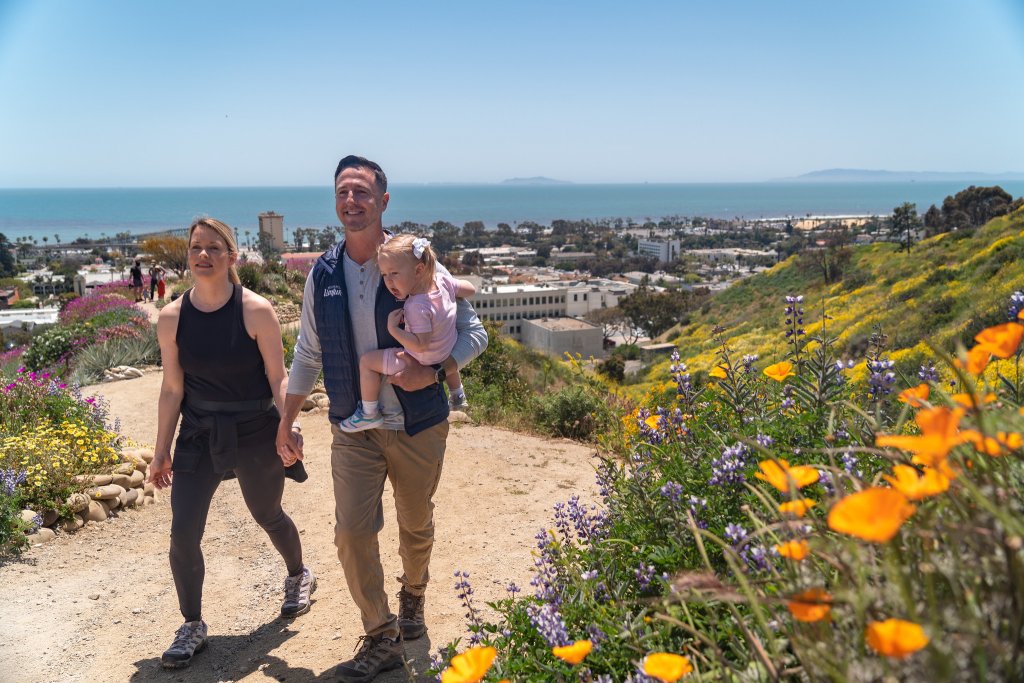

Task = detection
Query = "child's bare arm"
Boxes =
[387,308,432,352]
[455,278,477,298]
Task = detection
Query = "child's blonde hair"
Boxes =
[378,233,437,284]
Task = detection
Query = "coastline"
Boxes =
[4,180,1024,242]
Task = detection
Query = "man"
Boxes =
[276,155,487,682]
[130,259,144,302]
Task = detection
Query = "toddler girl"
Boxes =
[339,234,476,432]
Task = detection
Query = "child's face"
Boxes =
[378,253,424,300]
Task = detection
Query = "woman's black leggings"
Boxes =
[169,444,303,622]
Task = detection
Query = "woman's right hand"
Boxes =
[148,452,173,489]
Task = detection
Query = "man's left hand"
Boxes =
[390,352,436,391]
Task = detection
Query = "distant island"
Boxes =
[500,176,573,185]
[780,168,1024,183]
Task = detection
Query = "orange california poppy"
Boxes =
[778,498,817,517]
[875,406,965,467]
[950,392,997,410]
[898,384,930,406]
[441,646,497,683]
[776,539,810,561]
[827,487,915,543]
[882,465,950,500]
[642,653,694,681]
[763,361,795,382]
[974,322,1024,359]
[552,640,592,665]
[865,618,929,658]
[964,345,991,375]
[961,430,1024,456]
[787,587,832,622]
[755,459,819,492]
[709,365,728,379]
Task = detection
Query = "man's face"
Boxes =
[335,166,389,233]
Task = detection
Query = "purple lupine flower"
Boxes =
[724,523,748,544]
[1008,291,1024,321]
[709,442,749,486]
[741,544,771,571]
[1,469,27,497]
[918,362,940,383]
[581,570,599,581]
[817,469,835,495]
[659,481,684,503]
[687,495,708,528]
[741,354,759,374]
[841,451,862,478]
[527,602,570,647]
[867,358,897,400]
[755,433,774,448]
[634,562,656,590]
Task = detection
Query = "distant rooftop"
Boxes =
[527,317,597,332]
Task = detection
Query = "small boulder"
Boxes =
[143,482,155,495]
[19,509,38,525]
[123,488,140,506]
[61,515,85,532]
[128,470,145,488]
[111,474,133,489]
[302,397,317,411]
[84,501,107,522]
[448,410,473,424]
[86,484,125,501]
[41,509,59,527]
[74,473,113,486]
[35,527,56,543]
[65,493,90,513]
[113,462,135,476]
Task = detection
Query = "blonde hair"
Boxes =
[378,233,436,285]
[188,217,241,285]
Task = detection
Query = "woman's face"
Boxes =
[188,226,236,280]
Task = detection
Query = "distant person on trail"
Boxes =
[156,265,167,301]
[148,217,315,670]
[148,263,158,301]
[276,155,487,682]
[339,233,476,433]
[130,259,144,302]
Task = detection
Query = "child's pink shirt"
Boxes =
[402,271,459,366]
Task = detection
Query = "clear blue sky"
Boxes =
[1,0,1022,187]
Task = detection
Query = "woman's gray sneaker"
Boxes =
[161,620,208,669]
[334,633,405,683]
[281,566,317,618]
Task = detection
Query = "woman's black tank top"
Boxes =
[176,284,272,402]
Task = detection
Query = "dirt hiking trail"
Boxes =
[0,372,598,682]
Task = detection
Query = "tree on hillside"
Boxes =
[618,281,698,338]
[0,233,16,277]
[140,235,189,276]
[891,202,921,254]
[585,306,635,344]
[255,232,282,264]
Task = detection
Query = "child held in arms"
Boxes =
[339,234,476,432]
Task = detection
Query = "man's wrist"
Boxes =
[431,363,446,385]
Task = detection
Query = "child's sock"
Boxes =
[361,400,379,417]
[449,385,465,401]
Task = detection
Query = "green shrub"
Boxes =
[22,326,78,371]
[536,385,614,441]
[68,329,160,386]
[0,470,32,557]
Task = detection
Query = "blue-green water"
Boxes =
[2,181,1023,242]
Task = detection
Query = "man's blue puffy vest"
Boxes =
[311,240,449,436]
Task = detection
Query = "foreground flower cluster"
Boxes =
[435,293,1024,681]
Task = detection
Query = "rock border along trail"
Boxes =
[0,372,597,682]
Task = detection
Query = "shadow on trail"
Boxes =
[128,621,438,682]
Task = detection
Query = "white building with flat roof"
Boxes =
[468,283,568,341]
[564,279,637,317]
[521,317,603,360]
[637,238,682,262]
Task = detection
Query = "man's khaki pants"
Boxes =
[330,421,448,638]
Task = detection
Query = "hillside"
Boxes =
[633,207,1024,393]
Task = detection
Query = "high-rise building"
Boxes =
[258,211,285,250]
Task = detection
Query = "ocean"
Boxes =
[2,181,1023,243]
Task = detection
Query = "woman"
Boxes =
[155,265,167,301]
[147,218,314,669]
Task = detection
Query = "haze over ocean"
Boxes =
[4,181,1024,243]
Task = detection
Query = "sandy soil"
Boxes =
[0,372,598,682]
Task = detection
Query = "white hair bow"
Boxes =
[412,237,431,259]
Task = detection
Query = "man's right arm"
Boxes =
[277,271,322,463]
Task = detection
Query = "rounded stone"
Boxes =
[74,473,112,486]
[113,462,135,476]
[105,495,121,511]
[128,470,145,488]
[41,509,59,527]
[143,482,155,495]
[84,501,108,522]
[111,474,133,489]
[86,484,125,501]
[20,509,38,525]
[123,488,140,506]
[65,492,90,513]
[142,496,155,506]
[60,515,85,532]
[117,491,129,508]
[35,527,56,543]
